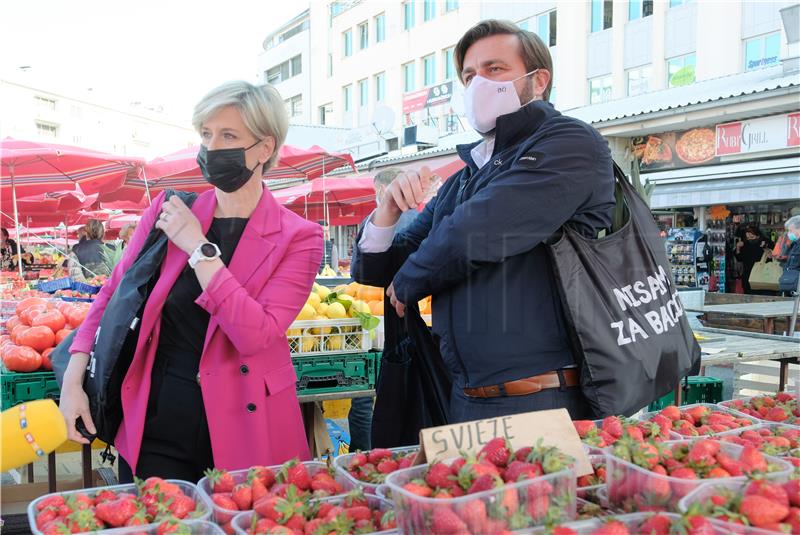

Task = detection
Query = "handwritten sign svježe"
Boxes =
[414,408,592,477]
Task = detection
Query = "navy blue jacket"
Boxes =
[352,101,615,388]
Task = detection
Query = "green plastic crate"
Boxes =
[647,376,723,412]
[1,370,60,410]
[292,352,379,395]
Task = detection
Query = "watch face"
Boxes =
[200,243,217,258]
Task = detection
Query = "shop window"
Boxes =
[591,0,613,32]
[667,53,696,87]
[629,0,653,21]
[589,75,613,104]
[626,65,652,96]
[744,33,781,71]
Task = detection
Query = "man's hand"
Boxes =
[386,282,405,318]
[373,166,436,227]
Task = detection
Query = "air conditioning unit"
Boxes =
[402,125,438,148]
[384,136,399,152]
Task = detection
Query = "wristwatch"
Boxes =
[188,242,221,268]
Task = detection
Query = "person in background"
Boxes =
[0,227,32,271]
[69,219,112,280]
[119,223,137,247]
[779,216,800,296]
[735,225,775,295]
[330,238,339,272]
[76,226,88,244]
[59,80,322,482]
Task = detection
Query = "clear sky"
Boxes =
[0,0,307,122]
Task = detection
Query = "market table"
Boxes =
[687,301,797,335]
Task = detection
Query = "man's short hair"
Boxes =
[373,168,403,188]
[454,19,554,101]
[786,215,800,230]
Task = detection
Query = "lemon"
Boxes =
[316,285,331,299]
[349,300,371,316]
[306,292,322,308]
[337,294,354,311]
[326,335,344,351]
[310,316,332,335]
[286,328,302,337]
[333,284,348,294]
[296,304,316,321]
[326,302,347,319]
[316,302,329,316]
[301,338,317,352]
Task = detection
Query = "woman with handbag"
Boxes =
[735,226,775,295]
[58,81,323,482]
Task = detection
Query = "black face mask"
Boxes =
[196,140,261,193]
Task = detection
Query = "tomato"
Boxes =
[32,309,66,333]
[40,347,54,371]
[3,345,42,372]
[21,304,48,326]
[6,315,21,332]
[11,324,29,344]
[55,328,73,345]
[68,306,90,328]
[15,297,50,317]
[17,326,55,352]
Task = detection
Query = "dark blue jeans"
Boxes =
[347,396,374,451]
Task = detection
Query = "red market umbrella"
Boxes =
[264,145,356,180]
[273,176,376,225]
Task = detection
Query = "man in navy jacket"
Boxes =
[352,20,616,423]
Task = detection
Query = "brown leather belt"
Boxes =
[463,369,579,398]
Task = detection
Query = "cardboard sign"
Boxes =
[414,408,592,477]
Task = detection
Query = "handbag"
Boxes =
[546,163,701,417]
[749,252,782,291]
[52,190,197,444]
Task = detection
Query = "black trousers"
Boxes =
[118,347,213,484]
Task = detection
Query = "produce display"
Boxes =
[1,297,89,372]
[639,404,758,437]
[577,455,606,502]
[717,424,800,456]
[386,438,577,533]
[547,512,723,535]
[28,478,209,534]
[573,416,674,448]
[607,438,792,513]
[720,393,800,424]
[335,447,418,486]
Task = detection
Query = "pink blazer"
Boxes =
[71,188,323,473]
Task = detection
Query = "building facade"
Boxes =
[0,78,196,159]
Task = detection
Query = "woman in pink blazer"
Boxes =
[59,81,323,482]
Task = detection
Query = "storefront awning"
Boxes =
[649,157,800,208]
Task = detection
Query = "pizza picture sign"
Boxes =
[632,126,720,171]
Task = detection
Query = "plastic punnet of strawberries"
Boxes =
[643,404,757,437]
[722,393,799,424]
[33,477,203,535]
[573,416,673,448]
[241,488,396,535]
[391,438,577,534]
[718,425,800,456]
[549,513,723,535]
[203,458,345,530]
[343,448,417,484]
[607,437,789,513]
[683,479,800,533]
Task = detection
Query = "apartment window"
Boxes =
[629,0,653,21]
[265,54,301,84]
[285,95,303,118]
[424,0,435,21]
[536,10,557,47]
[744,32,781,71]
[443,47,455,80]
[589,75,613,104]
[36,122,58,138]
[34,96,56,111]
[358,79,369,107]
[626,65,652,96]
[327,54,333,77]
[670,0,691,6]
[423,54,436,86]
[375,72,386,102]
[403,1,416,30]
[358,22,369,50]
[343,85,352,112]
[278,20,309,44]
[403,61,416,92]
[667,53,696,87]
[375,13,386,42]
[343,29,353,57]
[591,0,613,32]
[319,103,333,125]
[291,56,302,76]
[445,0,458,12]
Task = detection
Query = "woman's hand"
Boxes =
[59,352,96,444]
[155,196,206,255]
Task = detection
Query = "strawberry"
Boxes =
[367,448,392,465]
[707,467,731,478]
[402,480,433,497]
[637,514,671,535]
[281,460,311,491]
[93,489,118,504]
[659,405,681,421]
[602,416,623,439]
[310,471,342,496]
[349,451,368,469]
[344,505,372,522]
[741,494,790,527]
[553,527,580,535]
[716,452,744,476]
[96,497,140,527]
[670,467,697,479]
[37,495,66,511]
[212,493,239,511]
[527,494,550,521]
[431,507,467,534]
[231,483,253,510]
[167,493,196,519]
[591,520,630,535]
[35,508,60,530]
[625,426,645,443]
[248,466,276,489]
[250,476,269,502]
[739,444,768,474]
[687,439,719,466]
[573,420,596,438]
[504,460,542,483]
[468,473,500,495]
[746,480,790,508]
[767,407,790,422]
[686,515,718,535]
[685,406,709,422]
[784,480,800,507]
[205,468,235,494]
[425,462,455,489]
[376,458,399,474]
[459,499,488,534]
[480,437,511,467]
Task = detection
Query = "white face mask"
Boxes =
[463,69,539,134]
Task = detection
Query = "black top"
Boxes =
[158,217,248,360]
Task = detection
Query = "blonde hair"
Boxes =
[192,81,288,170]
[85,219,105,241]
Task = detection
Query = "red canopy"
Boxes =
[272,176,376,226]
